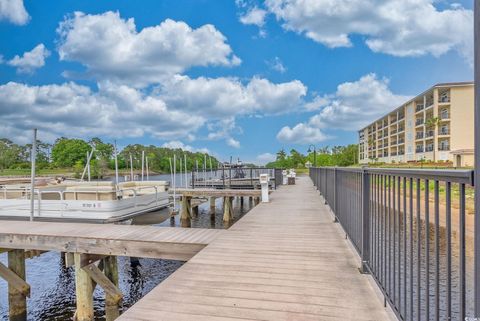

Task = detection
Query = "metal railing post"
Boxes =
[361,169,370,274]
[474,0,480,316]
[333,167,338,222]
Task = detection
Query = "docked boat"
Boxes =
[0,180,170,223]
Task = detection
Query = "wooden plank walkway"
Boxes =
[119,176,392,320]
[0,222,223,261]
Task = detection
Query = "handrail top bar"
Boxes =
[310,167,474,185]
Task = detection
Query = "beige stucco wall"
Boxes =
[449,86,474,156]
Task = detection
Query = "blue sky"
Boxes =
[0,0,474,164]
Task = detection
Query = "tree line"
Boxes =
[266,144,359,168]
[0,137,220,178]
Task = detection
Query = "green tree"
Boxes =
[51,138,91,167]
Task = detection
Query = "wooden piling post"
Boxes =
[254,197,260,206]
[8,249,27,321]
[181,196,192,220]
[192,205,199,217]
[240,196,244,207]
[223,196,234,222]
[74,253,94,321]
[103,256,120,321]
[209,197,216,213]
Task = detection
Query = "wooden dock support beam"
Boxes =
[192,205,199,217]
[181,196,192,220]
[209,197,216,214]
[223,196,234,222]
[74,253,94,321]
[1,250,29,321]
[103,256,120,321]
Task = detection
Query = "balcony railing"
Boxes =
[416,147,424,153]
[439,129,450,135]
[416,132,424,139]
[426,145,434,152]
[398,139,405,144]
[439,145,450,151]
[309,167,475,321]
[391,129,398,134]
[391,152,398,156]
[398,151,405,155]
[416,119,424,126]
[440,112,450,120]
[439,96,451,103]
[426,130,434,138]
[415,104,424,112]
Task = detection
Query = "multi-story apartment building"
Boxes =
[358,82,474,167]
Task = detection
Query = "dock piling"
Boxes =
[7,249,28,321]
[74,253,94,321]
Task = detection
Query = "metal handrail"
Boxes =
[309,167,476,320]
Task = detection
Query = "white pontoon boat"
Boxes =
[0,180,170,223]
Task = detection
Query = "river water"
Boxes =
[0,173,255,320]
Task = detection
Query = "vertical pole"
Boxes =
[103,256,120,321]
[184,154,188,188]
[146,156,149,181]
[141,150,145,181]
[30,128,37,222]
[361,169,370,273]
[8,249,27,321]
[474,0,480,316]
[74,253,94,321]
[173,154,176,213]
[129,154,134,181]
[114,141,119,189]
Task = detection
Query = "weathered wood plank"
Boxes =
[83,264,122,303]
[0,261,30,297]
[7,249,28,321]
[74,253,94,321]
[103,256,120,321]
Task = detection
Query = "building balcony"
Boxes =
[439,96,451,104]
[426,145,434,152]
[416,147,424,153]
[426,130,434,138]
[398,151,405,155]
[391,152,398,156]
[398,127,405,133]
[415,104,424,112]
[440,112,450,120]
[439,145,450,151]
[416,119,424,126]
[416,132,424,140]
[398,139,405,145]
[438,129,450,136]
[391,129,397,135]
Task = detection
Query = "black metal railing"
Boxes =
[310,167,476,321]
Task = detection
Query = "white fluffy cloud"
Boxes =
[239,6,267,27]
[0,0,29,25]
[7,44,50,74]
[226,137,241,149]
[277,123,329,144]
[264,0,473,63]
[0,82,204,142]
[277,73,409,144]
[57,11,241,86]
[158,75,307,117]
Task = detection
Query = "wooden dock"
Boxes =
[172,188,264,222]
[118,176,392,320]
[0,223,224,321]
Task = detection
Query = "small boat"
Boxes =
[0,180,170,223]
